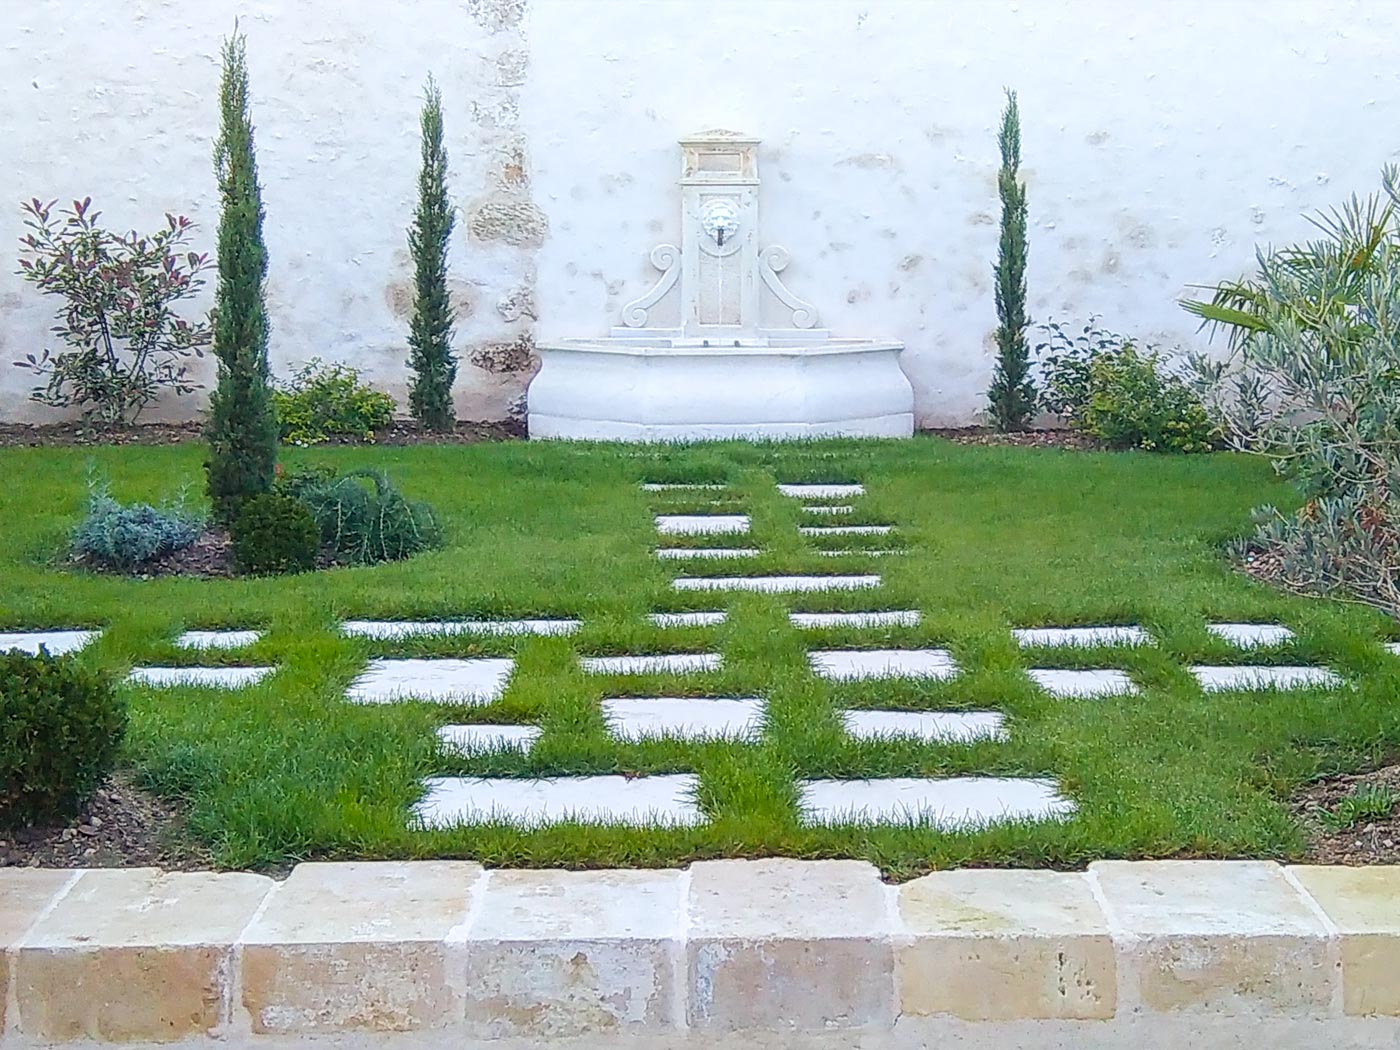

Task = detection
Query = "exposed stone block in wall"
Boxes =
[467,0,527,32]
[468,192,549,248]
[470,333,537,373]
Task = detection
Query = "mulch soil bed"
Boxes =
[925,426,1104,450]
[1294,764,1400,865]
[0,419,524,449]
[0,773,209,871]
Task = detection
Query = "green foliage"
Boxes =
[406,75,457,432]
[71,480,204,570]
[205,29,278,526]
[987,89,1035,432]
[272,359,396,445]
[1037,319,1219,453]
[231,492,319,575]
[1188,168,1400,616]
[16,198,212,425]
[0,650,125,828]
[1320,784,1399,832]
[293,468,443,564]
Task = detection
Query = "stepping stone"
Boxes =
[778,484,865,499]
[641,483,725,491]
[809,649,957,681]
[798,777,1075,827]
[0,630,97,656]
[655,514,749,535]
[1013,626,1151,648]
[437,724,541,754]
[581,653,721,674]
[841,710,1007,744]
[127,666,274,688]
[1190,665,1341,691]
[175,630,262,651]
[654,547,760,560]
[790,610,921,629]
[800,525,893,536]
[342,619,580,640]
[803,505,853,515]
[1207,623,1295,648]
[818,549,902,557]
[674,575,880,593]
[648,610,729,628]
[1387,642,1400,656]
[1026,668,1136,698]
[413,774,703,828]
[602,696,765,741]
[346,658,514,705]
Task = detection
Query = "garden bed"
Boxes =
[0,418,522,449]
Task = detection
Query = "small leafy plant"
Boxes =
[231,492,320,575]
[1036,319,1218,453]
[15,197,212,425]
[1,650,125,828]
[273,359,396,445]
[71,480,205,570]
[1320,784,1400,832]
[293,468,443,564]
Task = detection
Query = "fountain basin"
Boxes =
[528,339,914,441]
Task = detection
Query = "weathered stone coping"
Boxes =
[1,860,1397,1048]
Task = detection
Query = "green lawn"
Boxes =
[3,436,1397,877]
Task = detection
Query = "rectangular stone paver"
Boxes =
[1190,665,1341,691]
[841,709,1006,743]
[127,666,275,688]
[414,775,703,828]
[346,658,513,705]
[655,514,750,535]
[896,869,1116,1020]
[641,482,725,491]
[803,504,854,514]
[1091,860,1334,1015]
[239,861,482,1034]
[0,630,97,656]
[686,858,894,1031]
[436,724,541,754]
[799,777,1075,828]
[0,869,75,1032]
[675,575,880,593]
[790,610,920,629]
[581,652,721,675]
[654,547,760,560]
[1207,623,1295,647]
[14,868,273,1043]
[648,610,728,628]
[602,696,765,740]
[777,484,865,498]
[342,619,580,639]
[809,648,957,681]
[1013,626,1151,648]
[799,525,893,535]
[1027,668,1136,698]
[174,629,262,650]
[461,869,684,1036]
[1288,866,1400,1016]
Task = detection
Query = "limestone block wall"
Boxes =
[1,0,1398,426]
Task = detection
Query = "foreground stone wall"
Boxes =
[2,860,1399,1048]
[2,0,1398,426]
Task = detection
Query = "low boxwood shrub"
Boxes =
[293,468,443,565]
[0,650,126,827]
[71,482,205,570]
[1037,318,1218,453]
[231,492,320,575]
[272,359,396,446]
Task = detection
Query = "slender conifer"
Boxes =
[987,89,1035,431]
[407,75,457,431]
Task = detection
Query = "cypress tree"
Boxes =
[205,29,278,524]
[987,89,1036,432]
[407,75,457,431]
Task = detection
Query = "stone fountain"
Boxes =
[527,131,914,440]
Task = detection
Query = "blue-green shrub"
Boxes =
[71,484,205,569]
[294,468,442,564]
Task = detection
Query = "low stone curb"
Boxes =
[1,860,1398,1048]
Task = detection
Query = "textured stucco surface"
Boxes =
[3,0,1400,425]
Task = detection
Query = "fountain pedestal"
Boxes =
[528,132,914,441]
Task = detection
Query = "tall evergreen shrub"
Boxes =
[205,29,278,524]
[987,89,1035,431]
[407,75,457,431]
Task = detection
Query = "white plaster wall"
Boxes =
[2,0,1399,427]
[526,0,1400,426]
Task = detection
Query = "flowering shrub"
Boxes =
[272,359,396,445]
[16,198,212,424]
